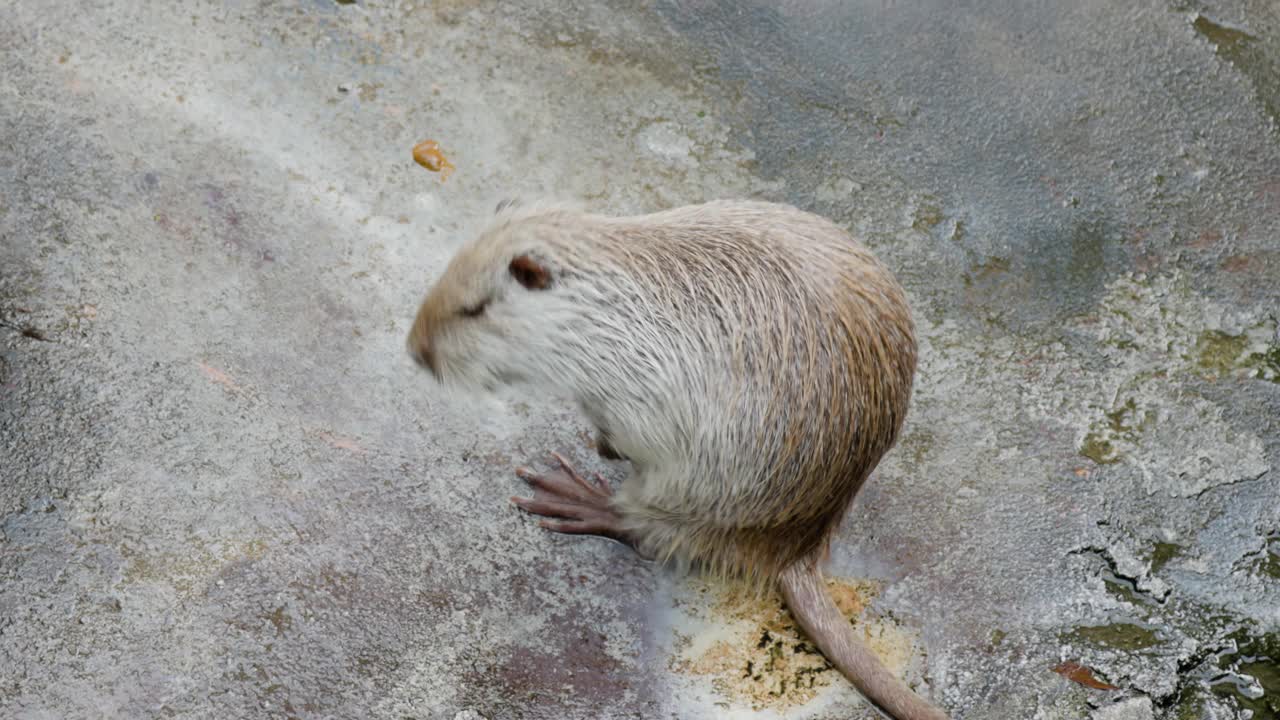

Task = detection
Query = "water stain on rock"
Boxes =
[200,184,276,263]
[461,606,632,711]
[960,219,1123,331]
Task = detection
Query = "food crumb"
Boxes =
[669,576,921,711]
[412,139,455,181]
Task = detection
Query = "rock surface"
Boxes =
[2,1,1277,718]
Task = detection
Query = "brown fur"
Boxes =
[592,205,916,588]
[407,199,946,719]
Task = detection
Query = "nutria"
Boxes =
[406,198,947,720]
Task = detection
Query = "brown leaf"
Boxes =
[1052,661,1119,691]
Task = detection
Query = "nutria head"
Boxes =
[405,201,602,392]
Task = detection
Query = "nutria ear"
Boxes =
[509,255,552,290]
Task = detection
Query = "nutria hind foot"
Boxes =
[512,452,639,550]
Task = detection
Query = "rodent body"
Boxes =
[407,199,947,720]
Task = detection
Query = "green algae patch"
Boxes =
[1080,432,1119,465]
[1258,535,1280,579]
[1218,658,1280,718]
[1172,692,1206,720]
[962,256,1010,287]
[911,196,945,231]
[1194,325,1280,382]
[990,629,1007,647]
[1101,575,1150,610]
[1193,15,1258,54]
[1191,14,1280,130]
[898,428,936,469]
[1079,396,1155,465]
[1210,630,1280,719]
[1149,542,1184,573]
[1250,343,1280,383]
[1105,397,1154,436]
[1197,330,1249,374]
[1064,623,1160,652]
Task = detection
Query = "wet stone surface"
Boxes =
[1,1,1278,718]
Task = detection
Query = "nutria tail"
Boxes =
[780,560,950,720]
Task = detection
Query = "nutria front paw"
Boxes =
[512,452,636,547]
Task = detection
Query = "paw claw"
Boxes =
[550,452,576,473]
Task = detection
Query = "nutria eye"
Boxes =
[461,299,489,318]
